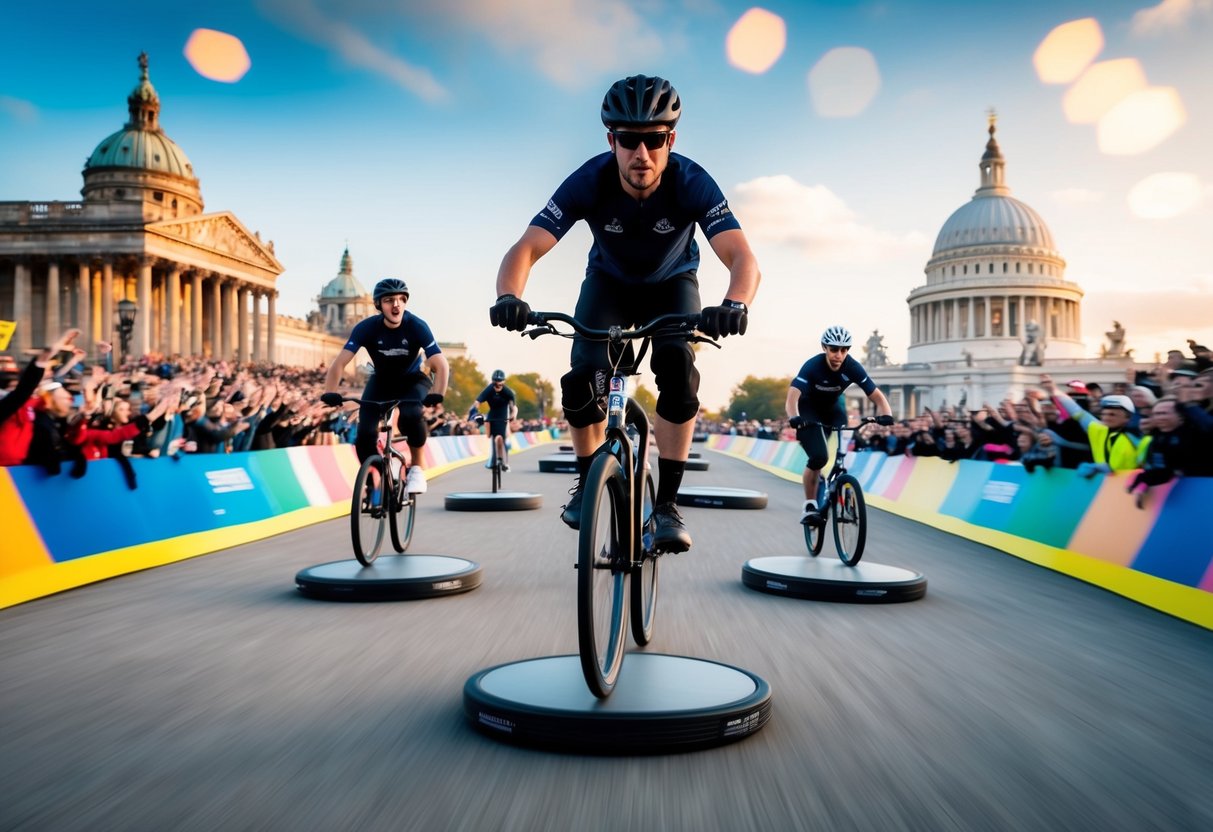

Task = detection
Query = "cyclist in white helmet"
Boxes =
[787,325,894,524]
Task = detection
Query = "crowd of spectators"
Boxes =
[0,328,551,488]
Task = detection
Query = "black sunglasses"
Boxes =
[612,131,671,151]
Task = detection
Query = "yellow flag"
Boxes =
[0,320,16,351]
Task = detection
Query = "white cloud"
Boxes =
[730,175,928,264]
[0,95,38,124]
[1131,0,1213,35]
[1050,188,1104,205]
[257,0,448,102]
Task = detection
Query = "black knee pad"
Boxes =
[651,342,700,424]
[561,369,606,429]
[398,401,427,447]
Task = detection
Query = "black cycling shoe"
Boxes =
[560,479,583,530]
[652,502,692,553]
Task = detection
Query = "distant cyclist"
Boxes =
[320,278,449,494]
[468,369,518,471]
[787,325,894,523]
[489,74,761,554]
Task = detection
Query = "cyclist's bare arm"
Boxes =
[707,228,761,305]
[427,352,450,397]
[496,225,559,299]
[868,387,893,418]
[323,348,357,396]
[785,386,800,420]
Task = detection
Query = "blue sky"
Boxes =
[2,0,1211,408]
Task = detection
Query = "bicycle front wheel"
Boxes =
[351,455,387,565]
[832,474,867,566]
[630,471,659,646]
[803,509,827,557]
[390,474,415,553]
[491,456,501,493]
[577,453,630,698]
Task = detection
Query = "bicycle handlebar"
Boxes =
[794,416,880,430]
[523,311,718,347]
[335,396,419,408]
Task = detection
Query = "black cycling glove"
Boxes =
[320,392,344,407]
[788,415,806,429]
[699,300,748,338]
[489,294,532,332]
[876,414,895,427]
[423,393,444,407]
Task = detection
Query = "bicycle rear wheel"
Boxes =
[351,455,387,565]
[630,471,659,646]
[803,510,827,557]
[491,454,501,493]
[832,474,867,566]
[577,452,630,698]
[390,471,415,553]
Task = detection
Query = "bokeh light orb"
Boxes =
[726,8,786,74]
[1097,86,1186,155]
[1033,18,1103,85]
[1063,58,1147,124]
[185,28,251,83]
[807,47,880,118]
[1127,172,1204,220]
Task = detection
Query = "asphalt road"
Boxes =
[2,445,1211,832]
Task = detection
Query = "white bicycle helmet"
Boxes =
[821,325,853,348]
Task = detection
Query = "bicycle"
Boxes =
[476,414,509,493]
[799,417,874,566]
[523,310,718,698]
[341,396,419,565]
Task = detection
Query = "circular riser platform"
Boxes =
[445,491,542,511]
[464,654,772,754]
[676,486,768,510]
[296,556,482,601]
[538,454,578,473]
[742,557,926,603]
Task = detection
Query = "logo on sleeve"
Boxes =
[546,199,563,220]
[705,199,731,219]
[653,218,674,234]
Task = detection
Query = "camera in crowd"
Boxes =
[1022,449,1055,474]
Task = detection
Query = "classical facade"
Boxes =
[865,117,1134,416]
[0,53,283,362]
[314,247,372,336]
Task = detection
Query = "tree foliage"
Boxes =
[445,356,486,416]
[725,375,789,422]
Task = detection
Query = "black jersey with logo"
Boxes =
[343,313,440,377]
[791,354,877,416]
[530,152,741,284]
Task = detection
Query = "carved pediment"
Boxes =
[148,212,283,272]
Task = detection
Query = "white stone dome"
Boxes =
[933,194,1056,255]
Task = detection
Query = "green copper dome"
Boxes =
[320,247,370,298]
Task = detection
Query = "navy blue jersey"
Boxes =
[530,152,741,284]
[790,354,877,415]
[473,384,516,421]
[343,313,441,377]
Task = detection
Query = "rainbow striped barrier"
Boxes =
[707,435,1212,630]
[0,431,556,609]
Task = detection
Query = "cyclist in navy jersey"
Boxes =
[489,74,761,554]
[468,369,517,471]
[787,325,894,524]
[321,278,449,494]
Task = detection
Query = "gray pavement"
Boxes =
[2,445,1211,832]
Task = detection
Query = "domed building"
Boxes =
[0,53,284,363]
[313,247,372,336]
[863,116,1134,416]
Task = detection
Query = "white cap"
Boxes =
[1099,394,1135,414]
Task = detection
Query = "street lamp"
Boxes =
[116,298,137,366]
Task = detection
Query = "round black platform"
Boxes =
[445,491,542,511]
[684,458,709,471]
[538,453,578,473]
[465,654,772,753]
[742,556,925,603]
[676,486,767,509]
[296,555,482,601]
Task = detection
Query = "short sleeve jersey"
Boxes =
[790,354,877,415]
[343,313,441,377]
[530,152,741,284]
[475,384,516,421]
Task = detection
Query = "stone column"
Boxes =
[46,261,61,340]
[135,260,153,357]
[237,285,249,363]
[967,296,975,339]
[13,261,32,354]
[101,261,114,345]
[76,262,92,347]
[267,291,277,364]
[221,280,236,360]
[191,272,203,356]
[251,291,262,362]
[167,267,181,357]
[210,275,222,358]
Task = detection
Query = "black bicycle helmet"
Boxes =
[821,325,853,347]
[373,277,409,306]
[491,369,506,382]
[601,75,681,128]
